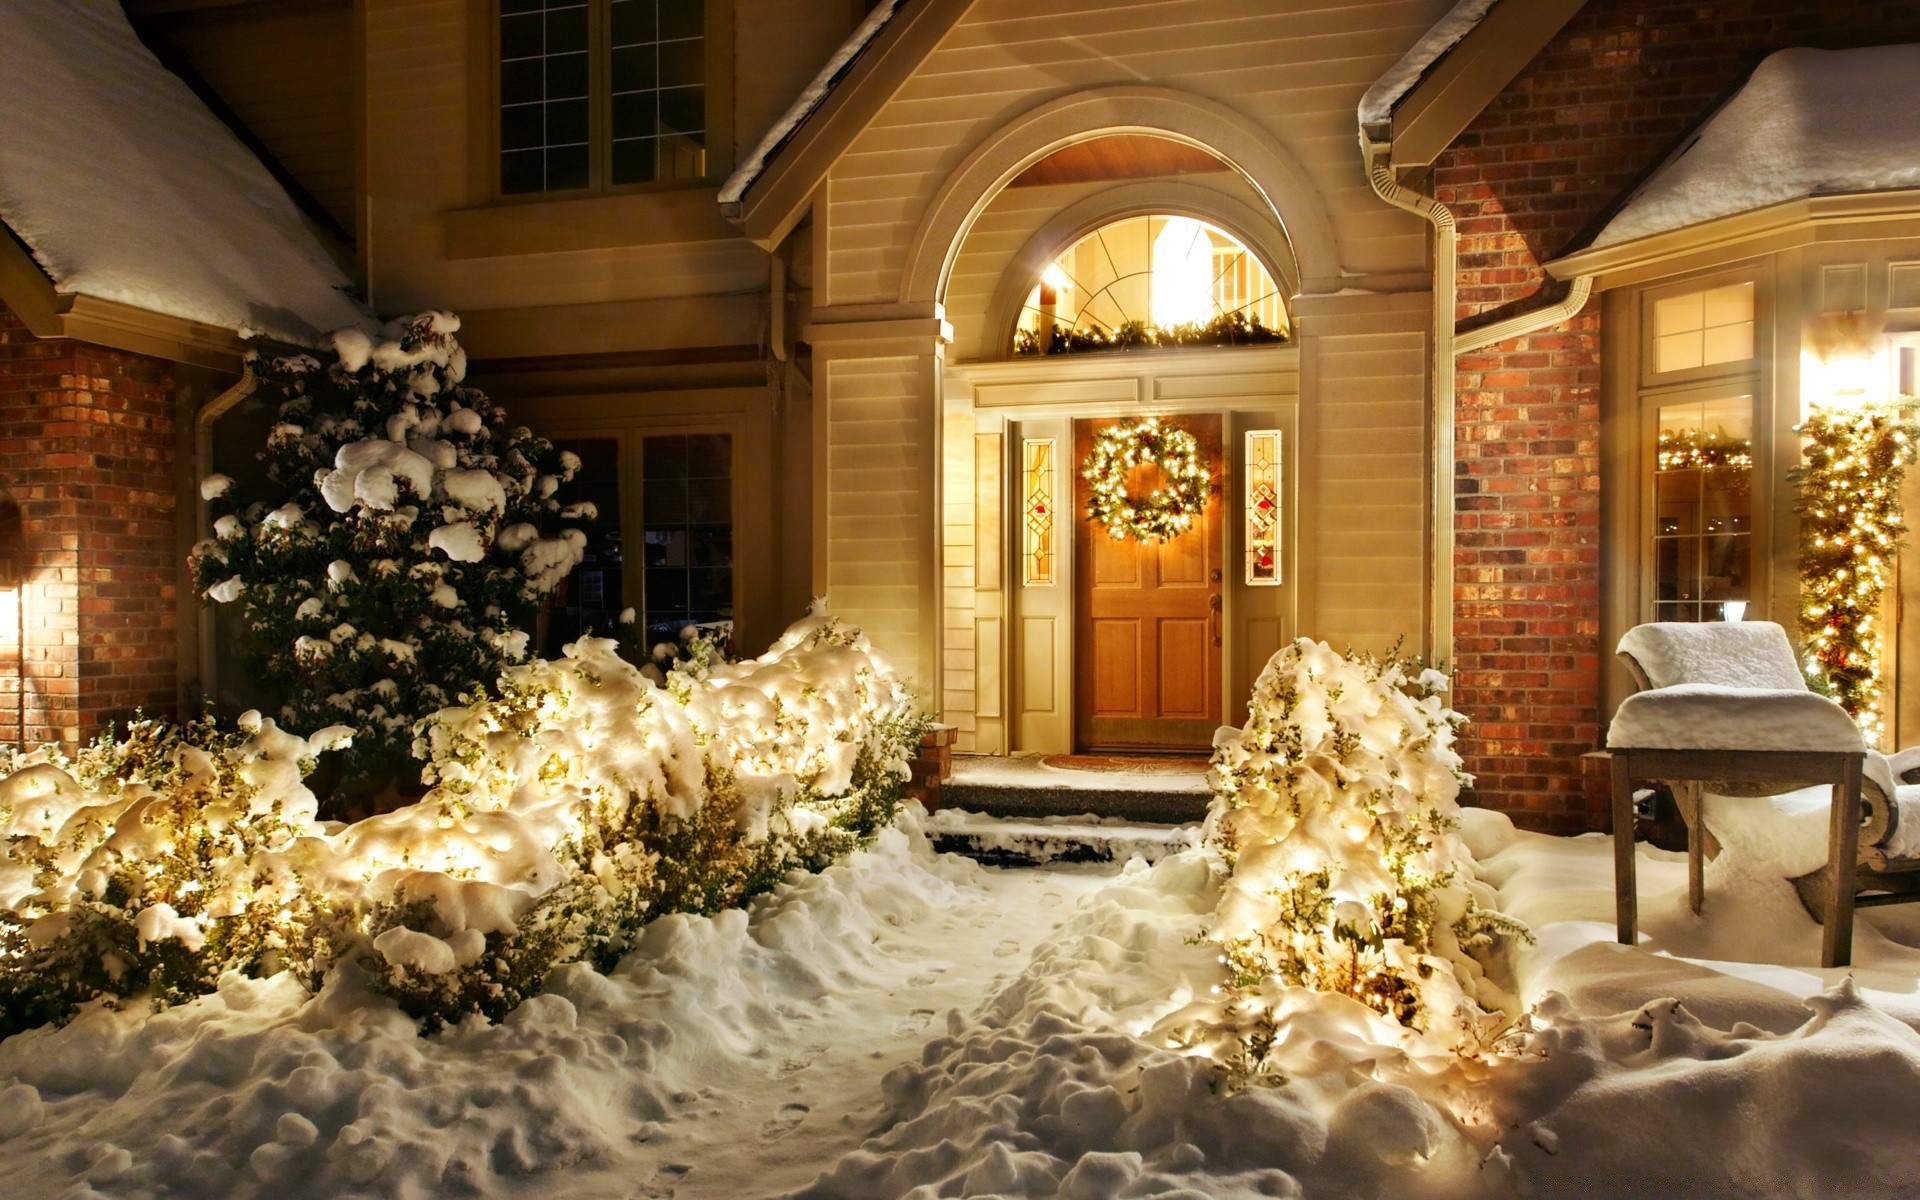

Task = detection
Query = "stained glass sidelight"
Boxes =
[1022,438,1056,586]
[1244,429,1281,585]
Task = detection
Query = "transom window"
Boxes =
[1015,216,1288,355]
[1653,282,1754,374]
[498,0,708,196]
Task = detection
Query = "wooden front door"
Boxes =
[1073,414,1223,751]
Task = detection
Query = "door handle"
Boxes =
[1209,592,1222,646]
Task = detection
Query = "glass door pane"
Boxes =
[642,433,733,647]
[540,437,623,657]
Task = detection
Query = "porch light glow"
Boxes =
[1150,216,1216,329]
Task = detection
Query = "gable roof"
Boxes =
[718,0,906,208]
[1587,43,1920,251]
[0,0,367,349]
[1357,0,1500,131]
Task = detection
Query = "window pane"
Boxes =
[1653,283,1754,373]
[660,37,704,89]
[659,0,703,41]
[545,4,588,54]
[612,138,657,185]
[612,91,658,140]
[642,433,732,642]
[610,0,656,44]
[1654,395,1753,624]
[546,144,590,191]
[611,45,658,92]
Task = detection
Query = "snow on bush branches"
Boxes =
[191,312,586,792]
[1184,639,1526,1079]
[0,607,923,1036]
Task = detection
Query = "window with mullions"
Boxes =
[498,0,707,196]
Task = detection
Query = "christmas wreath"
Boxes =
[1082,416,1212,543]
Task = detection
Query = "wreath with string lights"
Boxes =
[1082,416,1213,543]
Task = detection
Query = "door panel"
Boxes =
[1073,414,1224,751]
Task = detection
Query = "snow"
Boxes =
[1591,43,1920,249]
[1607,684,1866,752]
[0,816,1117,1200]
[427,522,487,564]
[318,440,438,513]
[717,0,906,206]
[0,1,367,345]
[1357,0,1500,129]
[926,808,1201,866]
[1617,619,1808,691]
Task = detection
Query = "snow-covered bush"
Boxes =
[0,715,346,1037]
[0,608,923,1036]
[191,312,585,795]
[1189,639,1526,1078]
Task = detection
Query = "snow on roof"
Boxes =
[1357,0,1501,129]
[0,0,368,347]
[1591,43,1920,250]
[717,0,905,207]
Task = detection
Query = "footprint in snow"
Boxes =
[631,1162,692,1199]
[906,966,948,986]
[992,940,1022,958]
[761,1103,810,1140]
[893,1008,936,1036]
[1039,891,1064,907]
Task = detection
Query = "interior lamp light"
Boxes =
[1151,216,1217,329]
[1722,600,1747,622]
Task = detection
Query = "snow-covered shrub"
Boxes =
[1190,639,1526,1078]
[0,607,923,1035]
[191,312,585,796]
[0,715,347,1038]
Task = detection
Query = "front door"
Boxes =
[1072,414,1223,751]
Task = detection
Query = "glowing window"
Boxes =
[1015,216,1287,355]
[1653,283,1754,373]
[1654,395,1753,622]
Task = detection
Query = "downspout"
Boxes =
[1362,136,1457,665]
[769,250,789,363]
[193,362,256,702]
[1455,274,1593,355]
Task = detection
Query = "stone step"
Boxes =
[940,754,1213,825]
[927,808,1202,867]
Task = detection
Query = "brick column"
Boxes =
[0,303,179,748]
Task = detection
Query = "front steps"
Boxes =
[928,754,1210,866]
[927,808,1201,866]
[938,754,1211,824]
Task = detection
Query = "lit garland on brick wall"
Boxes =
[1792,399,1919,740]
[1081,416,1212,543]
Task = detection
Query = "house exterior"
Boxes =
[3,0,1918,833]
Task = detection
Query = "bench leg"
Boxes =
[1822,756,1862,970]
[1678,780,1705,916]
[1612,753,1637,947]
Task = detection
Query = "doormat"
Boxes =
[1040,754,1209,775]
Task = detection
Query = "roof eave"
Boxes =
[1381,0,1589,172]
[1546,188,1920,291]
[725,0,973,248]
[0,226,246,372]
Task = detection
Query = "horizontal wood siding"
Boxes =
[1309,329,1426,650]
[825,354,938,689]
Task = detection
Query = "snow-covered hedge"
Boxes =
[191,312,587,794]
[0,607,923,1036]
[1188,639,1526,1075]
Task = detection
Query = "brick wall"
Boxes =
[0,302,180,748]
[1434,0,1920,833]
